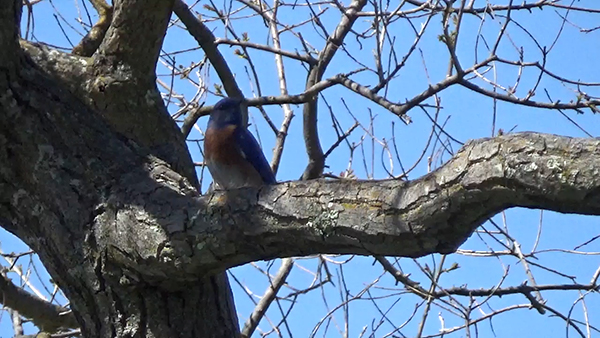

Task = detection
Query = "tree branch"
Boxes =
[214,38,316,65]
[173,0,244,99]
[240,258,294,338]
[3,52,600,286]
[97,0,174,77]
[23,25,201,188]
[302,0,368,180]
[71,0,113,57]
[357,0,553,16]
[335,75,411,124]
[0,274,78,332]
[93,133,600,281]
[459,78,600,113]
[181,72,414,139]
[0,0,20,68]
[180,73,343,138]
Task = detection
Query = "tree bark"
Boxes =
[0,1,239,337]
[1,34,241,338]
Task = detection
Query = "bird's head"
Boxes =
[208,97,245,129]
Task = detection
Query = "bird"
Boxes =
[204,97,277,189]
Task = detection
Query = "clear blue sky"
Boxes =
[4,1,600,337]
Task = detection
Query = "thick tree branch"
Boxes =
[5,70,597,282]
[25,41,199,194]
[4,46,600,287]
[97,0,173,78]
[3,26,239,337]
[0,274,78,332]
[0,0,20,68]
[91,133,600,281]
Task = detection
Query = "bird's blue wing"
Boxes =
[235,128,277,184]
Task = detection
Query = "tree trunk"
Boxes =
[0,61,240,336]
[0,2,240,337]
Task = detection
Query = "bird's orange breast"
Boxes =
[204,125,239,165]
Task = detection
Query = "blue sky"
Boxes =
[4,0,600,337]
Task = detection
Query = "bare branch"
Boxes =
[335,75,412,123]
[214,38,316,65]
[10,307,23,336]
[269,17,294,175]
[180,73,346,138]
[357,0,556,16]
[241,258,294,338]
[173,0,243,99]
[0,274,78,332]
[302,0,369,180]
[459,78,600,113]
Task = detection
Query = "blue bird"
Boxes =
[204,97,277,189]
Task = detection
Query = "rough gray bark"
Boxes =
[0,273,78,332]
[0,1,239,337]
[92,132,600,279]
[1,1,600,338]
